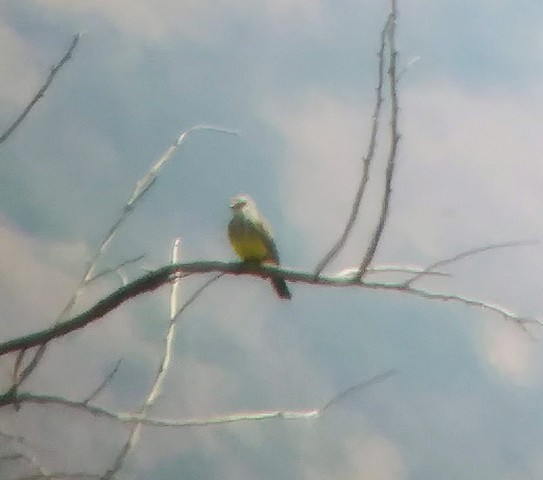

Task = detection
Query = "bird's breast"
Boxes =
[228,221,270,261]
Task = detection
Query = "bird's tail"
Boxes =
[271,276,292,300]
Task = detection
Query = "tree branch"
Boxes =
[13,474,101,480]
[100,239,221,479]
[12,125,237,395]
[0,250,538,359]
[1,371,394,427]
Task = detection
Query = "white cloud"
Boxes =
[31,0,326,42]
[0,20,41,107]
[261,90,371,262]
[343,433,405,480]
[261,80,543,384]
[0,218,84,340]
[399,82,543,250]
[262,79,543,282]
[301,432,405,480]
[477,316,537,384]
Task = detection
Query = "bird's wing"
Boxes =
[253,217,281,263]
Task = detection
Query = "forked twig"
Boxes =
[6,371,395,427]
[356,5,400,279]
[10,126,236,394]
[314,16,389,276]
[60,125,237,322]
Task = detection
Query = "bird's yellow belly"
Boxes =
[230,231,269,261]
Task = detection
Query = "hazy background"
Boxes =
[1,1,543,478]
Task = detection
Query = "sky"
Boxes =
[1,0,543,479]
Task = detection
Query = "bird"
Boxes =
[228,194,292,300]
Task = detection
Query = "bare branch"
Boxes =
[14,126,236,393]
[397,286,542,332]
[83,359,123,405]
[340,265,449,278]
[313,15,388,276]
[356,6,400,279]
[402,240,538,287]
[60,125,237,323]
[5,371,394,427]
[0,254,538,358]
[101,240,221,479]
[0,34,81,145]
[99,239,182,479]
[127,126,238,209]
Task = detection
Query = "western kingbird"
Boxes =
[228,194,292,300]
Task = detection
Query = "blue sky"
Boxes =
[1,1,543,479]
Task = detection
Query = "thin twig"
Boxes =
[126,126,238,209]
[0,34,81,145]
[340,265,449,278]
[320,369,396,413]
[60,125,237,323]
[86,255,145,284]
[397,286,541,332]
[313,15,389,276]
[402,240,538,287]
[83,359,123,405]
[13,474,101,480]
[3,35,82,394]
[356,5,400,279]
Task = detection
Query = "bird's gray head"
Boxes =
[230,194,253,212]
